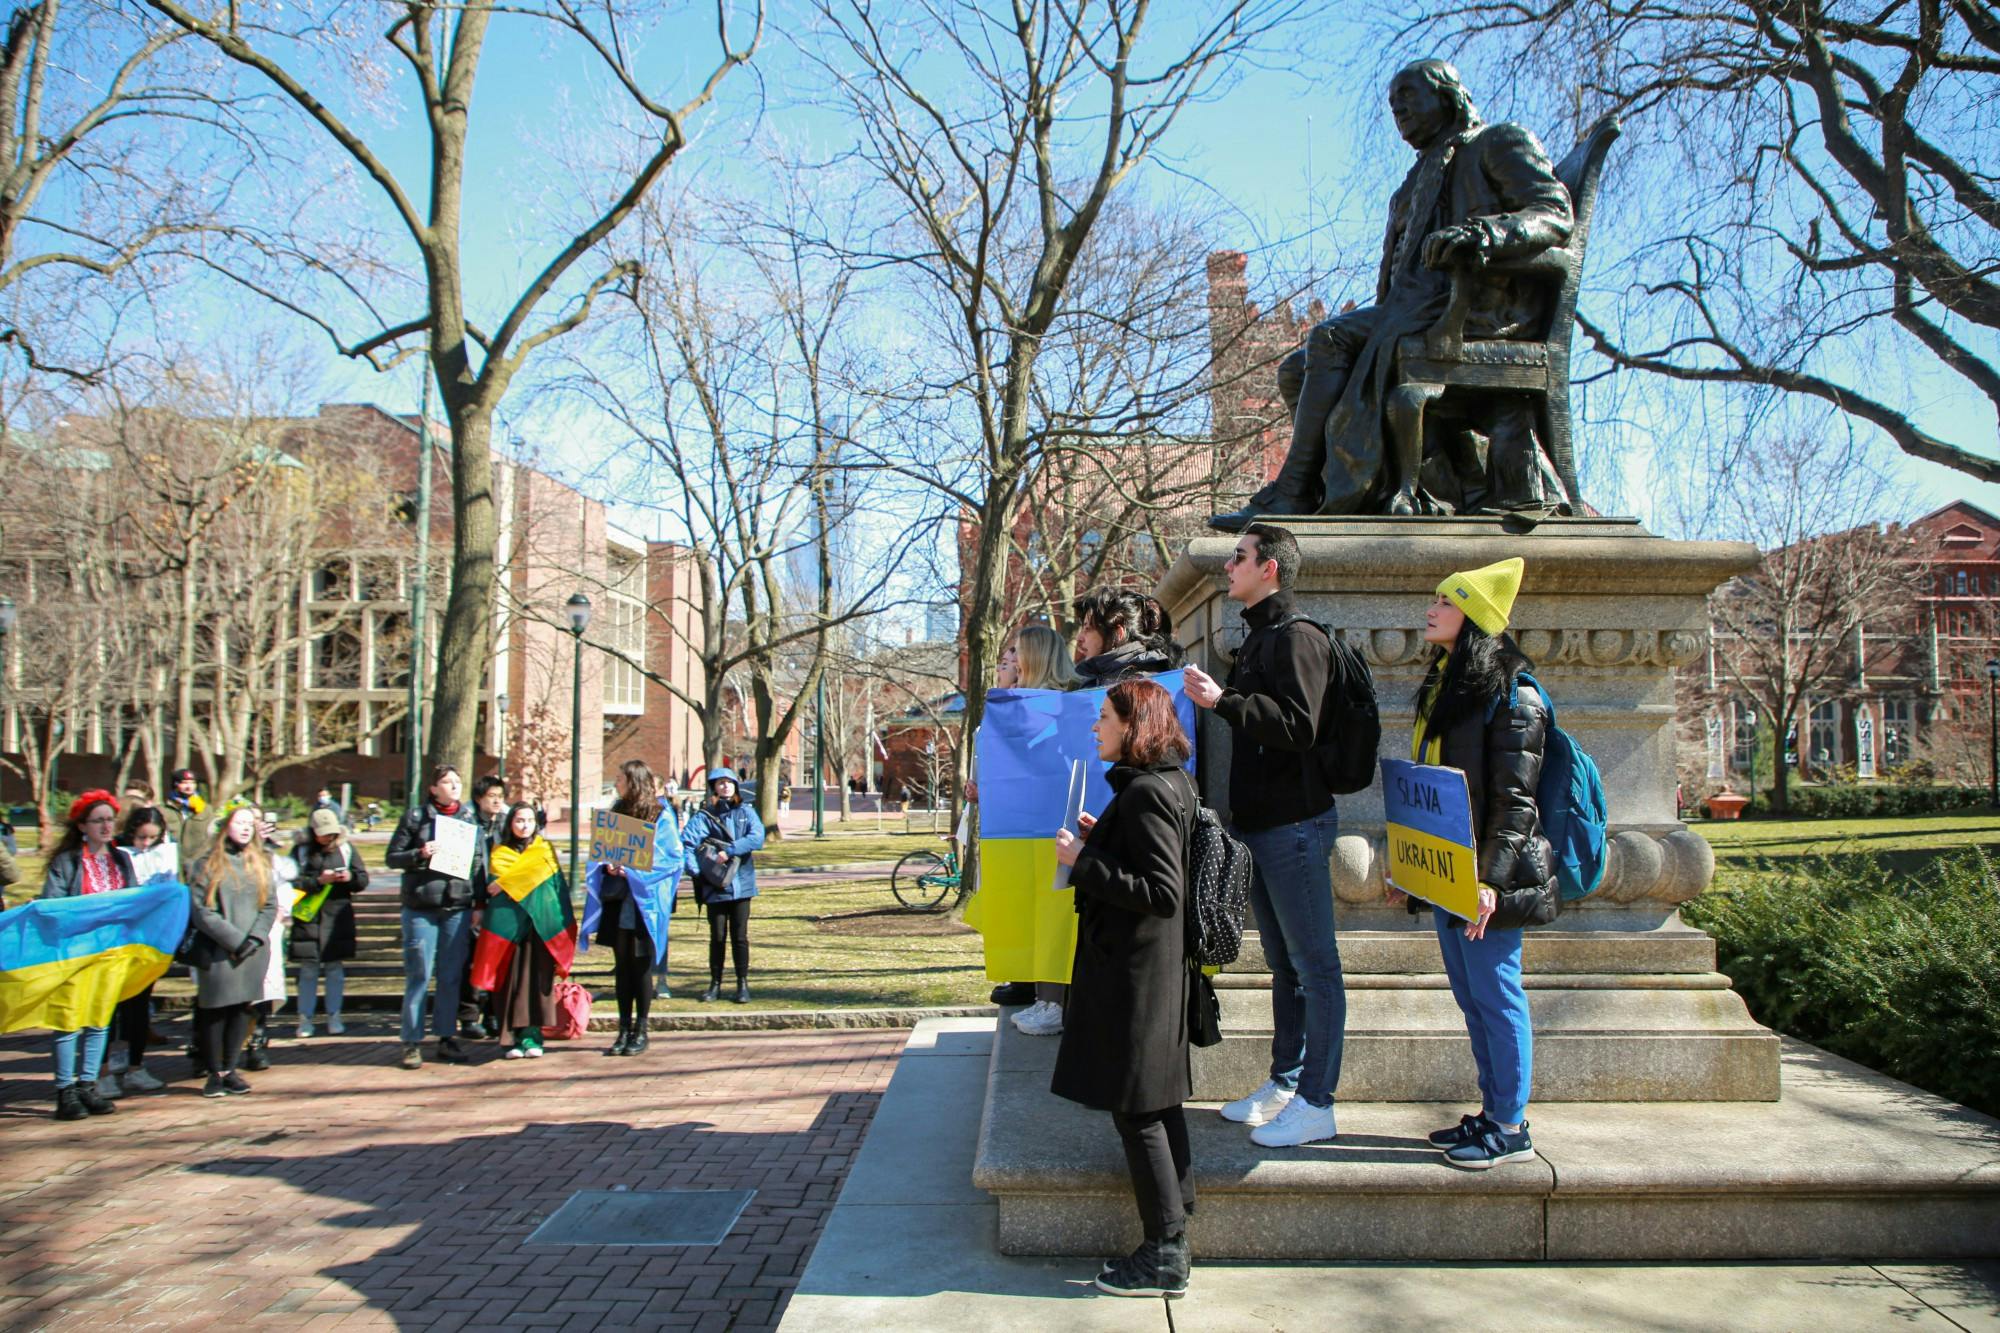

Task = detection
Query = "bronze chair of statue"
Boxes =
[1385,115,1622,516]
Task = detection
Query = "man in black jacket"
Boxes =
[1183,523,1346,1148]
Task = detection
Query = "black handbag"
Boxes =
[695,839,737,895]
[1186,968,1222,1048]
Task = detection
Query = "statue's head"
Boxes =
[1388,59,1482,149]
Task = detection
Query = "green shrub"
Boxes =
[1685,850,2000,1116]
[1765,784,1988,819]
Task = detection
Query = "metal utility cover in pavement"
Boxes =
[526,1189,755,1247]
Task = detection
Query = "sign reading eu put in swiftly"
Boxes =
[1380,757,1481,922]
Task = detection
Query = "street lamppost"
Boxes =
[1986,658,1998,809]
[566,594,592,886]
[496,691,510,784]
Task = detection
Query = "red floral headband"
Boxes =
[67,790,120,825]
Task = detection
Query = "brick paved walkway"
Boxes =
[0,1021,906,1331]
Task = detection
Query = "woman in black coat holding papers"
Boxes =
[1050,678,1195,1301]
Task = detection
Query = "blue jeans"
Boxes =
[52,1026,108,1089]
[1236,808,1345,1107]
[1433,907,1533,1124]
[400,908,472,1045]
[298,961,346,1019]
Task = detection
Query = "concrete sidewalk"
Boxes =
[778,1018,2000,1331]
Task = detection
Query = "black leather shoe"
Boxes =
[701,984,722,1002]
[606,1026,631,1057]
[624,1029,650,1056]
[54,1087,88,1120]
[989,981,1034,1006]
[74,1084,117,1116]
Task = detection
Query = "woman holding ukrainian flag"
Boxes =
[1388,556,1559,1171]
[470,803,578,1060]
[37,791,142,1119]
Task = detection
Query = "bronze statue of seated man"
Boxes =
[1213,59,1575,531]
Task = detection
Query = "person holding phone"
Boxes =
[290,807,369,1037]
[1387,557,1556,1170]
[680,769,765,1004]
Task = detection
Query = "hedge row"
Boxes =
[1745,784,1991,819]
[1683,850,2000,1116]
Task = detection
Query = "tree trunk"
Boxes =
[427,393,498,777]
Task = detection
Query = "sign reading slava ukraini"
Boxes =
[1380,757,1481,922]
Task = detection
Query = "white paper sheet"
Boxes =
[430,815,477,881]
[1050,759,1087,892]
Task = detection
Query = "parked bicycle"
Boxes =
[891,838,964,911]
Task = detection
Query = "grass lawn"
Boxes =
[756,828,947,872]
[1695,810,2000,886]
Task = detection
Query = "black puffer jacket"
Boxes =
[1430,676,1560,931]
[1074,637,1181,687]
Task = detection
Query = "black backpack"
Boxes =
[1237,613,1380,797]
[1168,770,1253,968]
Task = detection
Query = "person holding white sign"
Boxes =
[1386,556,1556,1170]
[385,765,486,1072]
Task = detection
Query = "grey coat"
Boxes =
[187,852,280,1008]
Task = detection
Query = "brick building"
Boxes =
[1699,500,2000,785]
[0,402,706,811]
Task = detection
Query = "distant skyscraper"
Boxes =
[925,601,959,643]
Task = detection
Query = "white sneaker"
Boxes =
[503,1045,526,1060]
[327,1015,346,1035]
[1219,1079,1295,1126]
[1011,999,1064,1036]
[297,1018,315,1039]
[94,1072,126,1100]
[121,1066,166,1094]
[1250,1097,1338,1148]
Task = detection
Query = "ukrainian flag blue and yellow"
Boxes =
[1381,756,1482,921]
[965,672,1196,984]
[0,880,189,1034]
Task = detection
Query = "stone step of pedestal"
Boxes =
[1224,928,1715,977]
[974,1022,2000,1262]
[1181,983,1780,1102]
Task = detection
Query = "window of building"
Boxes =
[1955,570,1971,596]
[1730,699,1755,772]
[358,557,403,601]
[1807,699,1842,770]
[1882,697,1914,766]
[602,554,646,715]
[311,627,363,690]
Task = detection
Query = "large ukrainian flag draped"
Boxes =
[965,671,1197,984]
[0,880,189,1033]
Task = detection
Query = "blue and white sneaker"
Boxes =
[1428,1113,1490,1150]
[1444,1120,1535,1170]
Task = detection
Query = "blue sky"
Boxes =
[207,6,1997,537]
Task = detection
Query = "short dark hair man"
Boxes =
[1182,522,1345,1148]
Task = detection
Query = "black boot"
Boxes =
[702,971,722,1002]
[54,1087,88,1121]
[73,1082,118,1116]
[606,1023,631,1057]
[242,1028,270,1072]
[624,1028,649,1056]
[733,982,750,1004]
[1095,1233,1189,1298]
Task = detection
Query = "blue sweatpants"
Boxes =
[1432,907,1532,1124]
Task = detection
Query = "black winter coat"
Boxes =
[288,836,370,963]
[1216,591,1335,832]
[384,802,485,913]
[1074,638,1181,687]
[1429,674,1561,931]
[1051,761,1192,1115]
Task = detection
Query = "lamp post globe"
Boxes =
[566,593,592,886]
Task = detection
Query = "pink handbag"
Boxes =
[549,979,593,1040]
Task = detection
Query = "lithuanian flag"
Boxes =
[470,839,579,992]
[0,880,189,1033]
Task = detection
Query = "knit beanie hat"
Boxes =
[1438,557,1525,636]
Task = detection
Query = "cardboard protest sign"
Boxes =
[1380,757,1481,922]
[589,808,656,873]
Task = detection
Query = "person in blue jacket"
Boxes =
[681,768,766,1003]
[580,759,681,1057]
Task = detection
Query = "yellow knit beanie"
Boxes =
[1438,557,1525,636]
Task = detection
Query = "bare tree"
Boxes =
[141,0,762,779]
[1703,434,1932,811]
[1391,0,2000,483]
[802,0,1302,887]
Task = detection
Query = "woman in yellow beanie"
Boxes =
[1389,555,1558,1169]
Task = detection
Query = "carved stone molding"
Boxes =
[1329,824,1714,908]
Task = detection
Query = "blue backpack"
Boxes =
[1497,672,1608,901]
